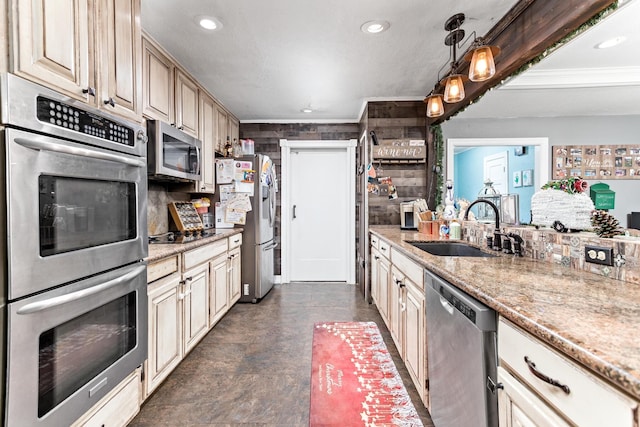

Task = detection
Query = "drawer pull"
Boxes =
[524,356,571,395]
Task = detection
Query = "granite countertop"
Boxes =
[147,228,243,262]
[370,225,640,401]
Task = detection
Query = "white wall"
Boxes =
[442,115,640,227]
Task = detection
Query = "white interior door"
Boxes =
[280,140,356,283]
[484,151,509,194]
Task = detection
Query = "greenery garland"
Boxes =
[431,124,444,206]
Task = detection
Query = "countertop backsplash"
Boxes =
[461,222,640,286]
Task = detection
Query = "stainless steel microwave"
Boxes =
[147,120,202,181]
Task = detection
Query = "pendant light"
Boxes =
[443,74,465,103]
[467,44,500,82]
[424,94,444,118]
[424,13,501,118]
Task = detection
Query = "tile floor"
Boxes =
[130,282,434,426]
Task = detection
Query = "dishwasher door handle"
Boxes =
[439,295,455,315]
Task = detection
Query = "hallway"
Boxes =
[130,282,434,426]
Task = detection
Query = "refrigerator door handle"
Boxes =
[263,242,278,251]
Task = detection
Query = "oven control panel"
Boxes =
[37,96,135,147]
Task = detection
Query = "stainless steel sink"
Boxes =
[407,241,496,257]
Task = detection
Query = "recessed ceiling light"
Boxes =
[595,36,626,49]
[301,108,313,113]
[197,16,222,31]
[361,20,390,34]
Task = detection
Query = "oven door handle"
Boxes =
[17,265,146,315]
[14,137,146,168]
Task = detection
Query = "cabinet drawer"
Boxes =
[378,239,391,260]
[370,234,379,251]
[391,248,423,290]
[183,239,228,270]
[148,255,179,283]
[228,233,242,249]
[73,368,140,427]
[498,319,638,427]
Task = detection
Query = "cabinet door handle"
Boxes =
[82,87,96,97]
[524,356,571,394]
[292,205,297,219]
[104,97,116,107]
[374,256,380,260]
[178,289,192,300]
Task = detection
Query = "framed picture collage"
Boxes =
[552,144,640,180]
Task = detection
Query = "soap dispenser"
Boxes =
[443,180,456,220]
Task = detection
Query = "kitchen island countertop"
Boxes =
[147,228,243,262]
[370,225,640,401]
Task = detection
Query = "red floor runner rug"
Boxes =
[310,322,423,426]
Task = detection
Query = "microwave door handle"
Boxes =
[17,265,146,315]
[195,145,201,174]
[14,137,146,168]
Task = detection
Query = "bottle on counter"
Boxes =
[449,220,461,240]
[232,138,242,157]
[224,136,232,157]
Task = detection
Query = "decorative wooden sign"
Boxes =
[552,144,640,180]
[372,139,426,163]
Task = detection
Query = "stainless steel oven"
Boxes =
[6,263,147,426]
[1,73,148,426]
[1,73,148,300]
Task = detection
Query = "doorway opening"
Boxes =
[280,139,356,284]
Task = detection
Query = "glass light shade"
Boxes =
[469,46,497,82]
[424,94,444,118]
[443,75,465,103]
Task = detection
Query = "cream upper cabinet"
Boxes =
[142,37,174,122]
[175,70,199,138]
[94,0,142,121]
[12,0,91,100]
[195,91,217,192]
[12,0,142,120]
[215,104,229,154]
[228,115,239,147]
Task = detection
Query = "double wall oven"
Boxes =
[1,74,148,426]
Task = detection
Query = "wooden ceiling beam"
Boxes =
[428,0,616,125]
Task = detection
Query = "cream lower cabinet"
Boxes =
[228,245,242,305]
[404,282,427,407]
[182,263,209,355]
[209,252,229,326]
[389,266,405,354]
[71,368,142,427]
[498,318,639,427]
[370,233,428,407]
[145,235,242,399]
[146,259,183,396]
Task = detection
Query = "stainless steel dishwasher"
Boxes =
[425,269,498,427]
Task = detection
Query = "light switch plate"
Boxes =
[585,246,614,266]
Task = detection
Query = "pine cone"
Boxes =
[591,210,623,238]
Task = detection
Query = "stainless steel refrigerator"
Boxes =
[238,154,277,302]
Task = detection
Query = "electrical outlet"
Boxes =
[585,246,614,266]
